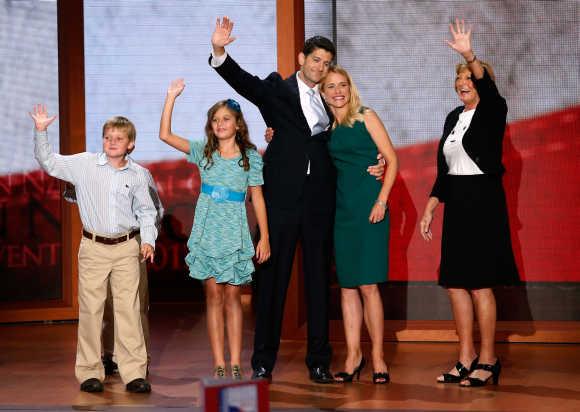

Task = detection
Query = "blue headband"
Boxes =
[226,98,241,113]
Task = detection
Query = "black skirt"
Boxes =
[439,174,519,289]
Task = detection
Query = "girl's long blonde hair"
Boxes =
[320,65,365,128]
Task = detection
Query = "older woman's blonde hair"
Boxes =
[455,60,496,82]
[320,65,365,128]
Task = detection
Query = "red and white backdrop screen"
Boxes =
[1,1,578,321]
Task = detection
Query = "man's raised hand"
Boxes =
[211,16,236,55]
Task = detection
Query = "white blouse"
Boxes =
[443,109,484,175]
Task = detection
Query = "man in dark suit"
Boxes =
[210,17,381,383]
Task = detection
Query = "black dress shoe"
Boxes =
[251,366,272,382]
[126,378,151,393]
[309,366,335,384]
[102,355,118,376]
[80,378,104,393]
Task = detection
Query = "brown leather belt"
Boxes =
[82,229,139,245]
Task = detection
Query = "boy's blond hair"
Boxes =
[102,116,136,153]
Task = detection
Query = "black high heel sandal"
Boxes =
[460,358,501,387]
[372,371,390,384]
[335,357,366,382]
[437,356,479,383]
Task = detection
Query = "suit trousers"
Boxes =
[75,236,147,384]
[102,260,150,362]
[252,177,333,372]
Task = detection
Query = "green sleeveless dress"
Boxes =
[328,119,389,287]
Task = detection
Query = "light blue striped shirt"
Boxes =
[34,129,158,246]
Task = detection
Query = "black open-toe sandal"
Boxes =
[372,371,390,384]
[335,357,366,383]
[460,359,501,387]
[437,356,479,383]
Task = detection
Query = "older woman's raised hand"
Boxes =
[446,18,473,57]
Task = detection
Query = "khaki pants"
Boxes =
[75,236,147,384]
[102,260,150,361]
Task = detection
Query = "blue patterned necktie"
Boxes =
[307,88,330,135]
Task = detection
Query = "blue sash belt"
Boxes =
[201,183,245,203]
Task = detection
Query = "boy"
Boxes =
[64,169,163,377]
[31,105,156,393]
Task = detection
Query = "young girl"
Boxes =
[159,79,270,379]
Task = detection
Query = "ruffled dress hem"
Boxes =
[185,246,254,286]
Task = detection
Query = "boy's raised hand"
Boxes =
[211,16,236,55]
[167,78,185,98]
[29,104,57,131]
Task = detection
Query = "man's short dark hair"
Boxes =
[303,35,336,59]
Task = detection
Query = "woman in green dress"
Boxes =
[321,66,398,383]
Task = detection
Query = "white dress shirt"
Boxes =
[34,129,158,246]
[295,73,328,136]
[443,109,484,175]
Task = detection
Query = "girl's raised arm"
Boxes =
[159,78,191,154]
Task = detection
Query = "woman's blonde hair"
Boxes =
[320,65,365,128]
[455,60,495,82]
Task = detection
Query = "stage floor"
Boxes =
[0,303,578,411]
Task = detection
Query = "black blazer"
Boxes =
[212,54,336,212]
[430,69,508,202]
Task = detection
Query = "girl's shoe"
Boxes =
[437,356,479,383]
[335,357,366,383]
[460,358,501,387]
[213,365,226,379]
[231,364,243,380]
[372,371,390,384]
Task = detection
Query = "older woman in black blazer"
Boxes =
[420,19,519,387]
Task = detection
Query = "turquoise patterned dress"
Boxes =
[185,140,263,285]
